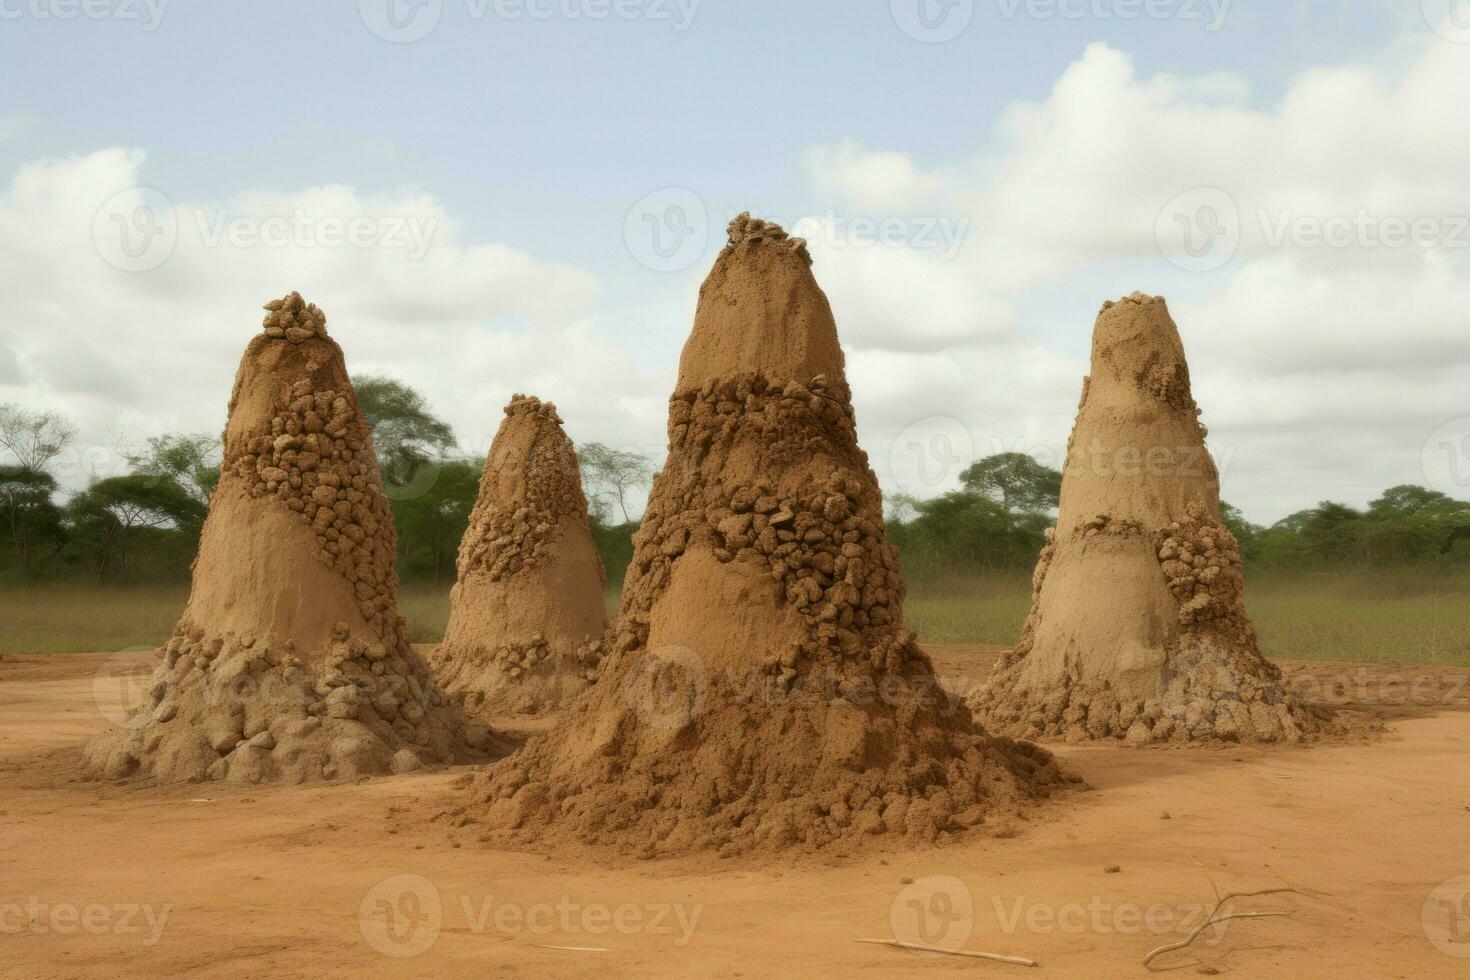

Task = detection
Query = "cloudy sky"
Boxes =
[2,0,1468,523]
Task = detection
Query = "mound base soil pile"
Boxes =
[469,215,1064,857]
[969,293,1325,744]
[85,292,496,783]
[432,395,606,716]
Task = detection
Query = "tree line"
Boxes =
[3,385,1468,586]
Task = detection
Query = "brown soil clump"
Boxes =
[84,292,500,784]
[471,215,1065,857]
[969,293,1328,744]
[431,395,606,716]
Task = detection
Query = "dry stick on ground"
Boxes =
[855,938,1037,967]
[1142,887,1302,969]
[532,944,612,952]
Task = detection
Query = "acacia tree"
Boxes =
[960,452,1062,515]
[0,465,66,573]
[0,403,77,473]
[578,442,654,524]
[393,457,482,581]
[66,475,206,581]
[351,374,456,498]
[123,433,221,505]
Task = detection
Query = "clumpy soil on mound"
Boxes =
[431,395,606,716]
[472,215,1067,857]
[970,293,1329,745]
[84,292,500,784]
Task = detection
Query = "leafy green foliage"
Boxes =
[123,433,221,505]
[0,465,66,574]
[392,457,483,581]
[4,384,1469,591]
[64,474,207,581]
[591,520,638,585]
[959,452,1061,515]
[1252,487,1470,569]
[888,489,1052,579]
[351,374,457,498]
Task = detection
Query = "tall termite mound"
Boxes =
[431,395,606,716]
[470,215,1062,857]
[970,293,1322,744]
[85,292,495,784]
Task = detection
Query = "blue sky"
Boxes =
[1,0,1409,278]
[2,0,1468,522]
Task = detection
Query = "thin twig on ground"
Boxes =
[855,938,1037,966]
[1143,887,1301,969]
[532,943,612,952]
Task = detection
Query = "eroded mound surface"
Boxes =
[84,292,497,784]
[970,293,1329,744]
[432,395,606,716]
[466,217,1067,856]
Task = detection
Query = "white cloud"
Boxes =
[7,32,1469,525]
[0,147,635,489]
[797,36,1470,521]
[802,140,945,213]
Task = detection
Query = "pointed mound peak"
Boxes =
[504,393,564,426]
[677,212,843,390]
[467,393,587,569]
[261,290,328,344]
[1100,290,1166,313]
[725,211,812,266]
[1089,291,1194,413]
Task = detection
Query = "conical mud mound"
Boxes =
[970,293,1324,744]
[431,395,606,716]
[467,215,1064,857]
[85,292,498,783]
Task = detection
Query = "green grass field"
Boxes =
[3,570,1468,666]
